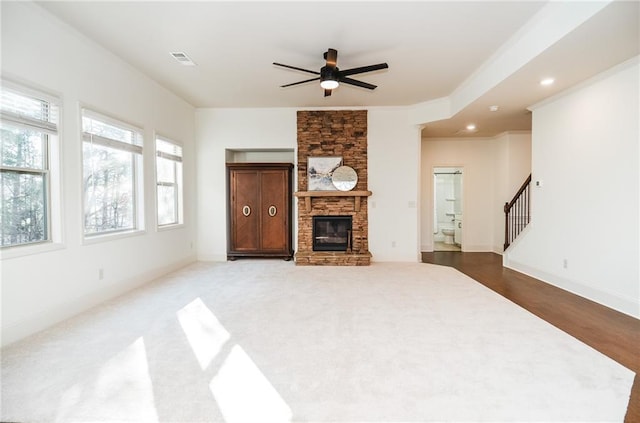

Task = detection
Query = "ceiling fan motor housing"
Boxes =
[320,66,339,83]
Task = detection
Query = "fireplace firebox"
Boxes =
[312,216,352,251]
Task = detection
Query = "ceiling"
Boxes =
[37,1,639,138]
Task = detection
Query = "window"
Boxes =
[82,109,143,236]
[156,136,183,227]
[1,82,59,248]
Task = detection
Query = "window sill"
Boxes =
[83,229,146,245]
[157,223,185,232]
[1,241,66,260]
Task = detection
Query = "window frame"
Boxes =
[155,134,184,229]
[1,79,64,257]
[81,106,145,241]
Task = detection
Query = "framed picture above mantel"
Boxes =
[307,156,342,191]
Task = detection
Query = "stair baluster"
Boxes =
[504,174,532,250]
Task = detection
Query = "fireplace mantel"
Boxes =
[295,190,372,212]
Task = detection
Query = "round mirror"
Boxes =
[331,166,358,191]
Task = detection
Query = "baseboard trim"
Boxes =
[505,259,639,320]
[197,253,227,262]
[460,244,496,253]
[1,255,196,348]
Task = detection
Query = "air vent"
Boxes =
[170,52,196,66]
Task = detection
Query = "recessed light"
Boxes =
[489,105,499,112]
[466,124,476,131]
[540,78,555,86]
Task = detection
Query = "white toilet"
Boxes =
[441,228,455,244]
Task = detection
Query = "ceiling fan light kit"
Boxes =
[274,48,388,97]
[320,79,339,90]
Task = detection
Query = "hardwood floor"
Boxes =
[421,252,640,422]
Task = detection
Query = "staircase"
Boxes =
[504,174,532,250]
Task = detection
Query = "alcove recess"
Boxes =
[295,110,371,266]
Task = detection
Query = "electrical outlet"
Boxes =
[563,259,568,269]
[392,241,396,248]
[98,268,104,280]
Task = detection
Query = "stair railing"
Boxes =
[504,174,532,250]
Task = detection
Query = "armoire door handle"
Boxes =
[268,205,277,217]
[242,205,251,217]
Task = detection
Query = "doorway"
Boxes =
[433,167,463,252]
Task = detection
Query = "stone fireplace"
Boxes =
[295,110,371,266]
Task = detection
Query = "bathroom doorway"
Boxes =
[433,167,463,251]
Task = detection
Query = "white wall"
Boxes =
[505,58,639,318]
[368,108,422,262]
[1,2,197,346]
[195,108,298,261]
[195,107,422,263]
[420,133,531,253]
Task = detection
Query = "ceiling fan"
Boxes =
[273,48,389,97]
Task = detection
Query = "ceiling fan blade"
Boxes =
[339,77,377,90]
[324,89,332,97]
[273,62,320,75]
[280,77,320,88]
[325,48,338,67]
[340,63,389,77]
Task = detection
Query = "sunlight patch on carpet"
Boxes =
[177,297,230,370]
[57,337,159,422]
[210,344,292,423]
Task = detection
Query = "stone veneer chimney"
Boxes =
[295,110,371,265]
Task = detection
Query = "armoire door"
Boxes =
[260,169,288,252]
[230,169,260,252]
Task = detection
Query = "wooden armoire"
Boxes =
[226,163,293,260]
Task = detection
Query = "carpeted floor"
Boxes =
[1,260,634,422]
